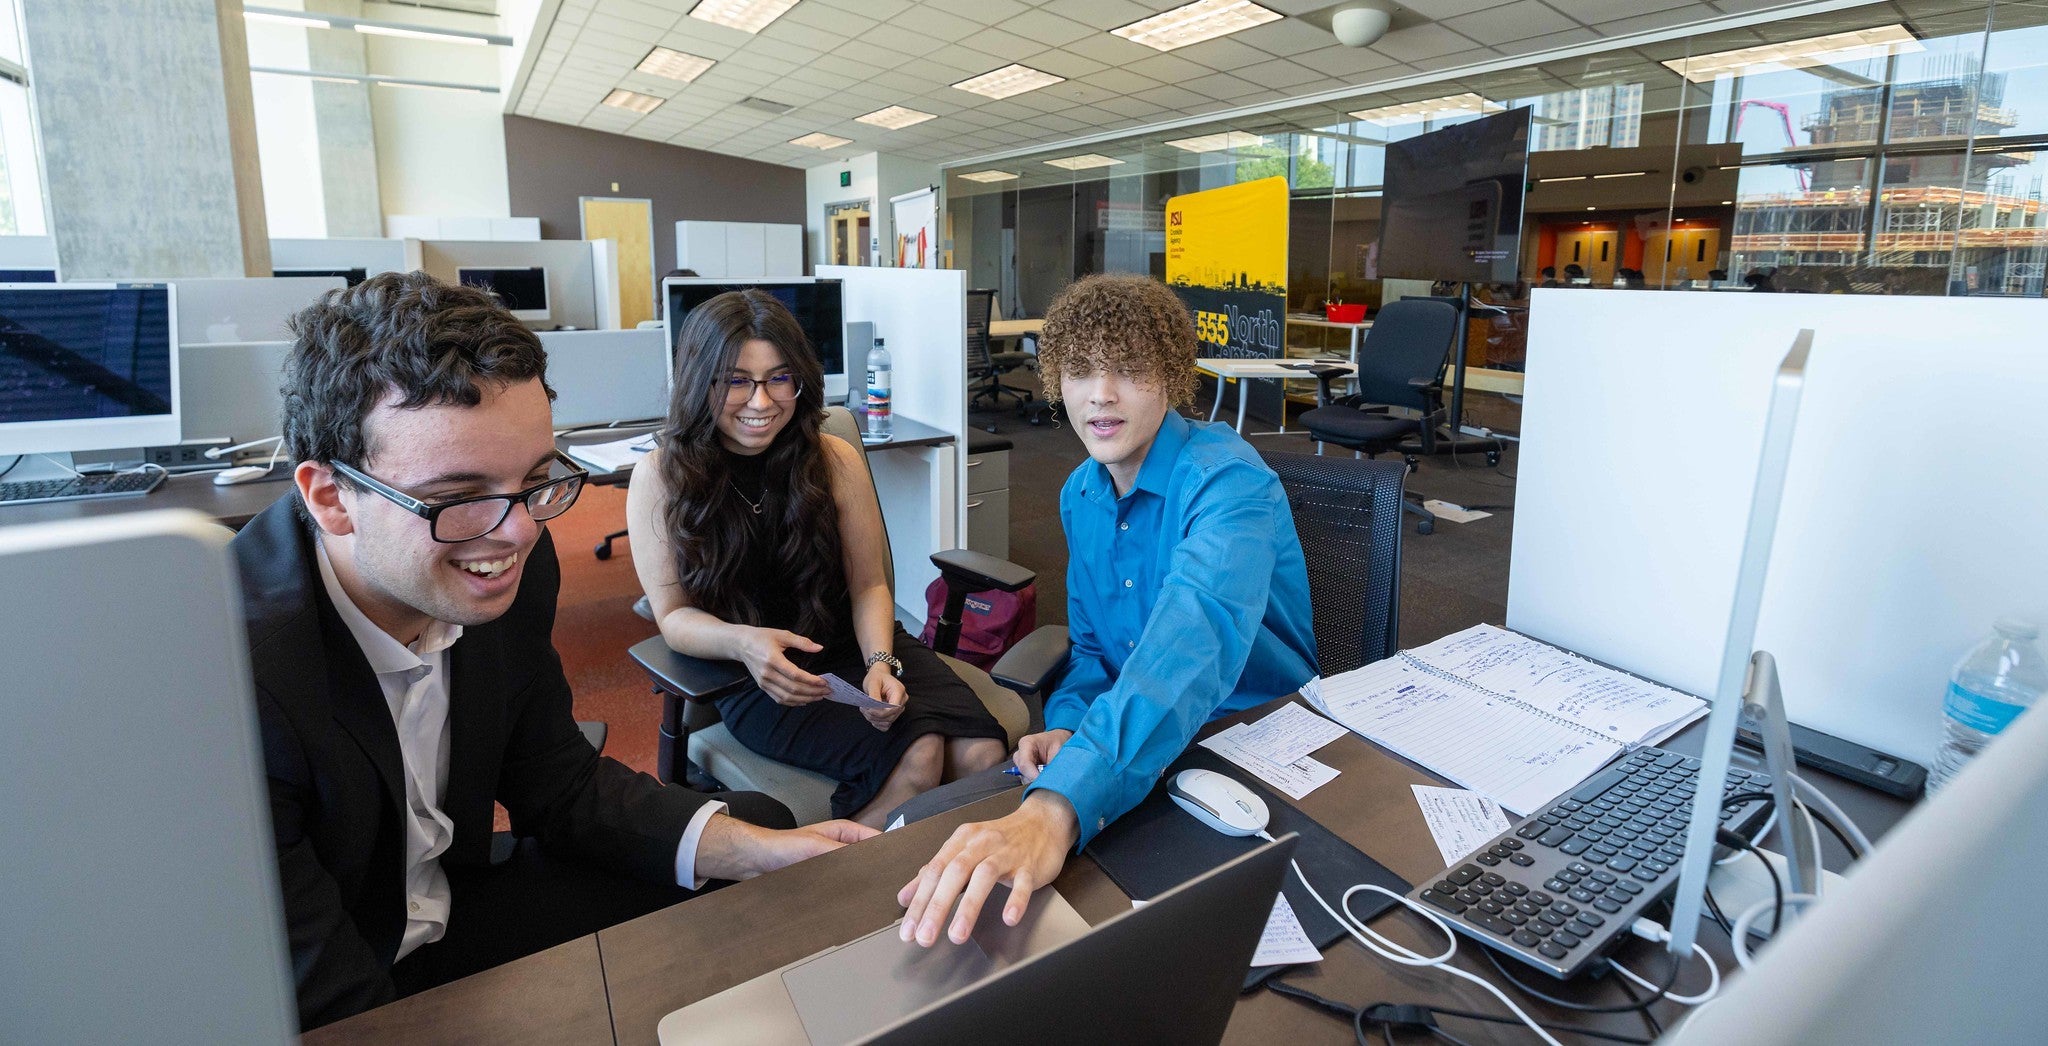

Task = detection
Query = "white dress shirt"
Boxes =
[315,540,727,963]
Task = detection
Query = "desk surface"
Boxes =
[0,469,294,529]
[1285,314,1374,332]
[989,319,1043,338]
[305,698,1909,1044]
[1196,357,1353,379]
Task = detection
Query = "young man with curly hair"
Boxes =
[897,273,1317,947]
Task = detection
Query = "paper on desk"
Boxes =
[564,432,654,474]
[1251,893,1323,967]
[1411,785,1514,868]
[1236,702,1348,765]
[824,673,894,711]
[1421,499,1492,524]
[1198,724,1340,800]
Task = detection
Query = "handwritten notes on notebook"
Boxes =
[1303,625,1705,815]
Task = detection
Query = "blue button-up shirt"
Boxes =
[1026,411,1317,847]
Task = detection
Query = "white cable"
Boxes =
[1728,893,1822,970]
[205,435,283,460]
[1612,941,1721,1005]
[1260,831,1564,1046]
[1790,772,1872,856]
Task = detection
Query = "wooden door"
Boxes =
[1647,227,1723,285]
[1554,228,1619,284]
[580,197,655,329]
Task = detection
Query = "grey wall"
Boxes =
[420,239,599,331]
[502,114,806,280]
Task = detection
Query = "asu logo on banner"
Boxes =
[1164,177,1289,360]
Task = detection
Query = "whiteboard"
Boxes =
[1508,289,2048,764]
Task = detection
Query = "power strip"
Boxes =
[143,438,234,472]
[1705,845,1841,941]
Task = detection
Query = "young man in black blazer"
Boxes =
[239,271,873,1030]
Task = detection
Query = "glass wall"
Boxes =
[944,0,2047,431]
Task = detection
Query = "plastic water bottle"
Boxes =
[1930,618,2047,792]
[865,337,891,437]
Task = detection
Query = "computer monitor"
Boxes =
[0,511,296,1044]
[0,268,57,283]
[539,329,670,429]
[662,277,846,402]
[274,266,367,287]
[171,276,344,345]
[457,266,551,323]
[0,282,180,456]
[180,340,289,448]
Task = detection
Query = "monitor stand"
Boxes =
[1739,650,1821,898]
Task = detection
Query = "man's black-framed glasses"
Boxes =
[329,449,588,543]
[725,372,801,403]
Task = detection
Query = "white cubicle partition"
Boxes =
[0,234,58,273]
[268,237,411,277]
[1508,290,2048,765]
[539,329,669,428]
[817,265,968,618]
[169,276,345,345]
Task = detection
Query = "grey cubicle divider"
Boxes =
[421,239,600,332]
[268,237,410,277]
[179,341,291,448]
[539,329,671,429]
[169,276,346,345]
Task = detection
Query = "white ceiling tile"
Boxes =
[1182,71,1268,100]
[1058,29,1158,66]
[782,3,881,37]
[1092,93,1170,119]
[833,38,913,71]
[1445,1,1582,46]
[1168,36,1279,72]
[1399,0,1511,17]
[1125,51,1212,83]
[1026,49,1110,80]
[1233,18,1338,57]
[725,45,822,72]
[886,8,984,43]
[1595,6,1719,37]
[757,18,848,52]
[925,0,1031,21]
[603,0,682,30]
[1037,0,1156,32]
[1291,43,1402,78]
[1498,25,1604,54]
[1373,24,1480,63]
[954,28,1047,63]
[787,66,859,90]
[1238,57,1329,90]
[998,10,1098,48]
[810,53,878,79]
[858,23,948,58]
[1080,68,1165,95]
[1549,0,1692,21]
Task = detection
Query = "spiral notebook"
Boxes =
[1302,624,1706,816]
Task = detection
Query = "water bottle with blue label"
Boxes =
[865,337,891,438]
[1930,618,2046,792]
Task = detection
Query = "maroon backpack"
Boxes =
[919,577,1037,671]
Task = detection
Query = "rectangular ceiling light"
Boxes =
[245,10,332,30]
[958,170,1020,182]
[1349,93,1498,126]
[1591,170,1651,179]
[856,105,938,130]
[689,0,801,34]
[1164,130,1267,153]
[602,88,664,114]
[1661,24,1920,83]
[952,64,1065,100]
[636,46,715,83]
[354,23,491,45]
[1112,0,1281,52]
[1044,153,1123,170]
[791,132,854,149]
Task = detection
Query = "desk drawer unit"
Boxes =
[965,444,1010,560]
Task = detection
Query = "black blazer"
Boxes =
[235,496,716,1029]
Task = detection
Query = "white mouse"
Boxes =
[1167,768,1269,837]
[214,465,272,486]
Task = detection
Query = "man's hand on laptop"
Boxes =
[698,815,877,881]
[897,791,1079,947]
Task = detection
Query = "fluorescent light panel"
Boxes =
[1661,24,1920,83]
[791,132,853,149]
[1592,171,1651,179]
[952,64,1064,100]
[245,11,329,29]
[1112,0,1281,53]
[1044,153,1123,170]
[637,46,715,83]
[1349,92,1498,126]
[856,105,938,130]
[602,88,664,114]
[1164,130,1266,153]
[354,23,490,45]
[243,6,511,46]
[958,170,1020,182]
[689,0,801,34]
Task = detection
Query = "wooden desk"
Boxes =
[312,698,1909,1044]
[988,319,1043,340]
[0,469,295,529]
[1196,357,1353,434]
[1285,314,1373,367]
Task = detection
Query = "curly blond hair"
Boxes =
[1037,273,1198,407]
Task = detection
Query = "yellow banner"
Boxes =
[1164,177,1289,357]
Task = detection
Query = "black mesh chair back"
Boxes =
[1260,449,1406,675]
[966,288,997,378]
[1352,298,1459,409]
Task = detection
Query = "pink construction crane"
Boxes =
[1735,100,1811,189]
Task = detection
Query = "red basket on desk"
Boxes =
[1325,303,1367,323]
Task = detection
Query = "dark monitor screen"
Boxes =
[1378,107,1532,284]
[275,267,368,287]
[456,267,549,313]
[666,280,845,377]
[0,269,58,283]
[0,285,174,424]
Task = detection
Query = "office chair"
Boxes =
[625,407,1064,824]
[1295,298,1459,535]
[1257,450,1406,673]
[966,288,1037,428]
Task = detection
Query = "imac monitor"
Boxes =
[663,277,846,402]
[275,266,367,287]
[0,282,180,456]
[458,266,551,323]
[0,268,57,283]
[1377,106,1532,284]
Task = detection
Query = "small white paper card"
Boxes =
[1421,499,1492,524]
[1236,702,1349,766]
[1251,893,1323,967]
[1198,725,1341,800]
[1411,784,1514,868]
[824,673,892,711]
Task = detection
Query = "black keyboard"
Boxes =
[1407,746,1771,980]
[0,470,165,506]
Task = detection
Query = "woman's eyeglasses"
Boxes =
[726,373,801,403]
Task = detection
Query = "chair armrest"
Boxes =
[1309,365,1349,406]
[627,634,751,701]
[990,625,1070,697]
[930,548,1034,593]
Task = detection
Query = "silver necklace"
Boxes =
[728,477,763,515]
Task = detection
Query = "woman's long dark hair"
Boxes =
[656,290,845,638]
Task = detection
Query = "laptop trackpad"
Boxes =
[780,885,1077,1046]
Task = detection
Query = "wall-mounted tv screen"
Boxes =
[1377,106,1532,285]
